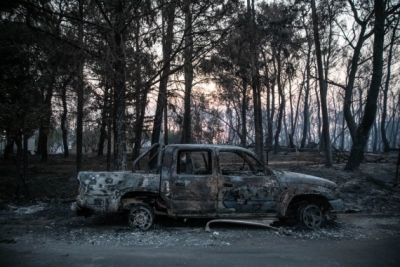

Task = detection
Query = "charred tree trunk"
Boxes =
[132,15,144,161]
[248,0,263,160]
[23,134,28,180]
[107,99,112,171]
[241,77,248,147]
[4,133,14,160]
[61,78,71,158]
[76,0,84,171]
[291,77,302,145]
[381,17,398,152]
[112,0,127,171]
[313,79,322,148]
[38,74,55,162]
[372,121,378,153]
[149,0,176,167]
[343,3,372,145]
[15,133,22,157]
[273,48,285,154]
[311,0,333,167]
[98,84,109,157]
[340,111,346,149]
[393,94,400,148]
[301,40,311,148]
[345,0,385,171]
[266,68,275,149]
[181,0,193,144]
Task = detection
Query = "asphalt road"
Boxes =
[1,235,399,267]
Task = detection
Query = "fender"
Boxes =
[278,182,337,216]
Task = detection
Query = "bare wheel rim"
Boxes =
[301,204,322,229]
[297,204,308,223]
[129,205,154,231]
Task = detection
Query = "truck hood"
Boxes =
[273,170,337,188]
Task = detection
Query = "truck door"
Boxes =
[217,150,278,215]
[169,149,217,216]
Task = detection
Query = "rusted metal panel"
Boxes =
[217,176,280,214]
[274,171,340,216]
[166,147,218,215]
[76,171,160,213]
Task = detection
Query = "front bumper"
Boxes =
[329,199,343,212]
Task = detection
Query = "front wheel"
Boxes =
[298,204,323,229]
[128,203,155,231]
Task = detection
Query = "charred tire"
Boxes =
[298,204,323,229]
[128,203,155,231]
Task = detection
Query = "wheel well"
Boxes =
[120,192,158,208]
[285,194,330,217]
[119,191,167,212]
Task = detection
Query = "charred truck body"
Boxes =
[72,144,342,230]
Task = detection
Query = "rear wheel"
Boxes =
[128,203,155,231]
[297,204,323,229]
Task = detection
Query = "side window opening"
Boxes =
[132,143,164,173]
[177,150,212,175]
[219,151,265,176]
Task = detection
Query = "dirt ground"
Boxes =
[0,151,400,247]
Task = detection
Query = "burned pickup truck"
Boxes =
[72,144,342,230]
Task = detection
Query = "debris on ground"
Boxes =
[0,152,399,247]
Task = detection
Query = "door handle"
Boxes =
[175,181,185,187]
[223,183,233,187]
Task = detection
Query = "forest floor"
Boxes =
[0,150,399,247]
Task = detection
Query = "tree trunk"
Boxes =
[4,133,14,160]
[61,79,70,158]
[15,133,22,157]
[301,40,311,148]
[107,101,112,171]
[38,74,55,162]
[343,2,372,143]
[133,83,149,160]
[372,122,378,153]
[311,0,333,167]
[345,0,385,171]
[381,17,398,152]
[132,15,144,161]
[112,0,127,171]
[98,84,109,157]
[340,110,346,149]
[262,50,272,150]
[313,79,322,148]
[76,0,84,171]
[289,85,294,139]
[291,76,302,145]
[23,134,28,180]
[241,77,248,147]
[273,49,285,154]
[181,0,193,144]
[392,94,400,148]
[248,0,263,161]
[149,0,176,167]
[266,67,275,149]
[37,127,47,159]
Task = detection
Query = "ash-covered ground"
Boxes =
[1,152,400,247]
